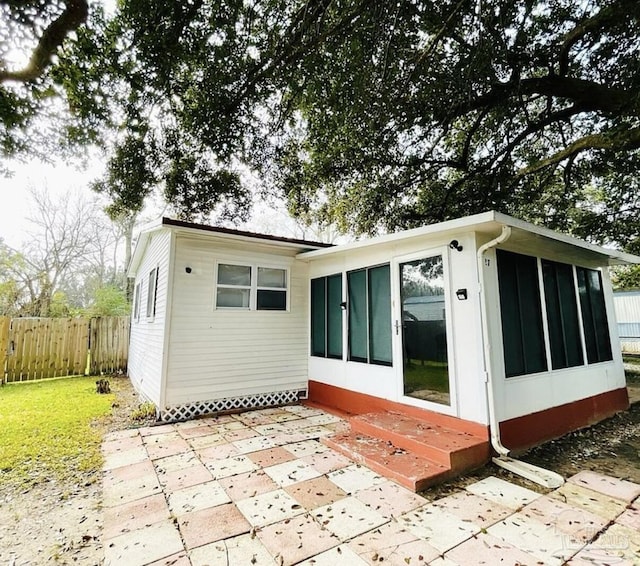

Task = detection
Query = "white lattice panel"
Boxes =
[159,389,306,422]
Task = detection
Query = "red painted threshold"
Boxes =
[308,380,489,439]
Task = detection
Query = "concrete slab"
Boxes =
[430,490,511,529]
[550,482,627,521]
[263,458,322,487]
[327,464,385,494]
[218,469,279,501]
[284,475,348,510]
[103,493,170,540]
[354,480,427,519]
[103,519,184,566]
[235,488,305,527]
[465,476,540,510]
[189,533,276,566]
[568,470,640,503]
[177,503,251,550]
[257,513,341,566]
[312,496,388,542]
[205,454,258,479]
[398,503,479,554]
[445,532,540,566]
[167,480,230,515]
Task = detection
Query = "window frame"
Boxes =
[214,261,289,311]
[133,281,142,322]
[347,263,392,366]
[310,273,343,359]
[496,249,613,379]
[146,267,159,321]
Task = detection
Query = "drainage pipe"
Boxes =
[476,225,512,457]
[476,225,564,488]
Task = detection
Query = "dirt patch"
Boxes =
[0,376,154,566]
[1,374,639,564]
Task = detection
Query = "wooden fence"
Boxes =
[0,316,129,383]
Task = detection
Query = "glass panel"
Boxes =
[147,268,158,317]
[258,267,286,288]
[401,255,450,405]
[257,289,286,310]
[327,274,343,358]
[369,265,392,364]
[218,264,251,286]
[542,260,583,369]
[348,269,368,361]
[311,278,326,356]
[216,287,250,308]
[497,250,547,377]
[577,267,612,363]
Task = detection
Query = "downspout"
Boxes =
[477,225,512,457]
[476,225,564,488]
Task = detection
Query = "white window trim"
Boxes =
[146,266,159,321]
[215,261,290,311]
[133,281,142,322]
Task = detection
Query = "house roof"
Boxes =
[128,216,332,276]
[296,211,640,267]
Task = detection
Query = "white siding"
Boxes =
[128,229,172,405]
[164,235,309,407]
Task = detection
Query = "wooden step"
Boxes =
[323,432,451,492]
[350,411,490,472]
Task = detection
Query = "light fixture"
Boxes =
[456,288,468,300]
[449,239,463,252]
[340,301,347,310]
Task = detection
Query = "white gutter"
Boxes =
[477,225,564,488]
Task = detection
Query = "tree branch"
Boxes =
[445,75,640,123]
[518,126,640,176]
[558,0,639,76]
[0,0,88,84]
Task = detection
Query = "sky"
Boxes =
[0,158,104,249]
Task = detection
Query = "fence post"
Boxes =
[0,317,9,385]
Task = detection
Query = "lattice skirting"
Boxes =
[159,389,308,423]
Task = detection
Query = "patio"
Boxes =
[102,404,640,565]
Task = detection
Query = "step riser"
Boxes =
[351,418,490,473]
[352,418,452,466]
[322,436,451,491]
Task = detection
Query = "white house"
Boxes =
[128,212,638,485]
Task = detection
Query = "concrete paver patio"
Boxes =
[102,405,640,565]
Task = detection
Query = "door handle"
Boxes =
[394,320,401,335]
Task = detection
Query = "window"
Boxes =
[496,250,547,377]
[311,274,343,358]
[257,267,287,310]
[146,267,159,319]
[577,267,613,363]
[133,282,141,322]
[542,259,583,369]
[216,263,287,311]
[217,264,251,308]
[348,264,392,365]
[497,250,614,378]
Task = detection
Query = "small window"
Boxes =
[216,263,288,310]
[257,267,287,311]
[146,267,159,318]
[133,282,141,322]
[217,264,251,308]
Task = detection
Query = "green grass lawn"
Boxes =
[0,376,114,490]
[403,359,449,394]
